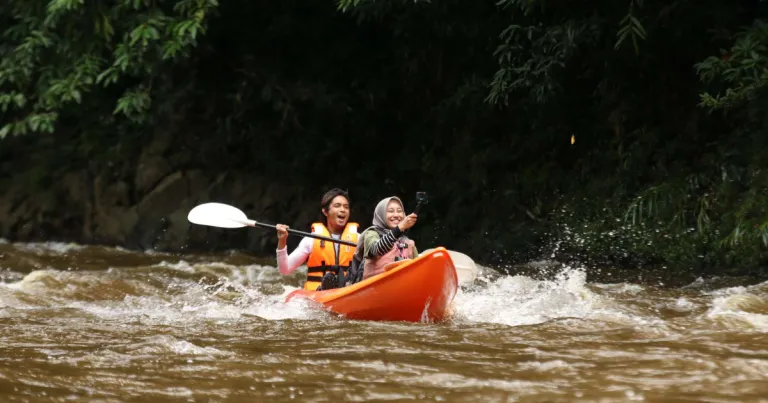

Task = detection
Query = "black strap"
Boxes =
[345,256,364,286]
[336,266,346,288]
[307,259,328,275]
[307,264,348,277]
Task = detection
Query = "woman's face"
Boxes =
[385,200,404,229]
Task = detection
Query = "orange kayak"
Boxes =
[284,247,459,322]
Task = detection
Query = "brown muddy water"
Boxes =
[1,239,767,402]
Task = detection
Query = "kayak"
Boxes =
[284,247,459,322]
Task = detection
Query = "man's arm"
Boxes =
[276,237,313,274]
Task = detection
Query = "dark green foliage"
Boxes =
[2,0,768,275]
[0,0,218,137]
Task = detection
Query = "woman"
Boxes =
[275,188,359,290]
[354,196,419,281]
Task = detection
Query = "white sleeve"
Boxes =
[276,237,314,275]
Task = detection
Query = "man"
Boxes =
[275,188,359,291]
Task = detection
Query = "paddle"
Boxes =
[420,248,479,285]
[187,200,479,284]
[187,202,357,247]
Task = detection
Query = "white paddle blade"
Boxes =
[448,250,479,285]
[422,248,479,285]
[187,203,249,228]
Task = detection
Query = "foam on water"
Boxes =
[452,267,599,326]
[10,241,84,254]
[2,240,768,336]
[3,241,768,402]
[0,263,762,335]
[706,286,768,331]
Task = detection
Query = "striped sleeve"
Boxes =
[365,227,402,258]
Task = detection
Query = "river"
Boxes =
[1,239,767,402]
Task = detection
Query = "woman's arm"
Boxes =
[276,237,313,275]
[364,227,402,258]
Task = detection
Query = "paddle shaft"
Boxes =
[244,219,358,247]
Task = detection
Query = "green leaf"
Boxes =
[630,16,646,38]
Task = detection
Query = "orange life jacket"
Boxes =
[305,222,359,290]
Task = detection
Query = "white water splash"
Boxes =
[4,240,768,335]
[11,241,84,254]
[452,267,598,326]
[153,260,197,273]
[707,291,768,331]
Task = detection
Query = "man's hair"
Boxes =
[321,188,350,213]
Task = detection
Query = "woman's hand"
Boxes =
[276,224,289,249]
[397,213,418,232]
